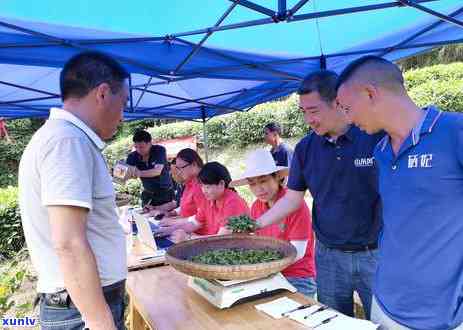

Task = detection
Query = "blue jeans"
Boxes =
[315,241,378,319]
[286,276,317,298]
[39,288,126,330]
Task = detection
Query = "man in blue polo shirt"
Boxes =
[264,122,294,167]
[337,55,463,330]
[256,70,383,319]
[126,130,174,208]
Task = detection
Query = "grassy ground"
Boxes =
[0,249,39,325]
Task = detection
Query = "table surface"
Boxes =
[126,266,316,330]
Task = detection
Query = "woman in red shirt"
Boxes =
[175,148,207,217]
[230,149,316,297]
[156,149,207,235]
[171,161,249,242]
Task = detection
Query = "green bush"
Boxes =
[114,179,142,206]
[0,119,44,188]
[0,187,24,259]
[404,62,463,91]
[408,78,463,113]
[0,249,36,317]
[104,95,307,167]
[399,44,463,71]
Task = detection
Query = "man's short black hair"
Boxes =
[133,130,152,143]
[264,122,282,135]
[336,55,404,92]
[297,70,338,103]
[60,51,129,101]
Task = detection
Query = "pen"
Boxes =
[313,314,338,328]
[140,256,156,261]
[303,305,329,319]
[281,303,313,316]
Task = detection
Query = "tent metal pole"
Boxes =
[128,74,134,112]
[172,58,302,77]
[140,89,247,111]
[201,106,209,162]
[278,0,287,17]
[135,86,295,113]
[174,37,301,80]
[0,95,58,105]
[324,38,463,58]
[0,20,171,80]
[0,103,48,112]
[0,20,67,43]
[172,17,273,38]
[288,0,311,17]
[134,76,153,108]
[76,36,166,45]
[0,37,167,48]
[378,6,463,57]
[0,80,59,97]
[171,0,436,37]
[289,0,437,22]
[0,42,62,49]
[228,0,275,17]
[173,1,239,74]
[131,87,243,112]
[188,35,462,69]
[397,1,463,29]
[250,81,290,102]
[133,73,286,88]
[320,55,327,69]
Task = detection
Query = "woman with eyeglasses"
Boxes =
[173,148,207,218]
[156,148,209,235]
[169,161,250,242]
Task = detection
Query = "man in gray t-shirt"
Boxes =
[19,52,129,330]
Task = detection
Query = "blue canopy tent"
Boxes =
[0,0,462,121]
[0,0,462,158]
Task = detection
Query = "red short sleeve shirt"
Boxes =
[195,189,249,236]
[251,188,316,278]
[179,177,207,217]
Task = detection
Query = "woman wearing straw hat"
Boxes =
[169,161,250,242]
[231,149,316,297]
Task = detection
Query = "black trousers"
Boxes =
[141,187,175,207]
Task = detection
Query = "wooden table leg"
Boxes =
[129,297,148,330]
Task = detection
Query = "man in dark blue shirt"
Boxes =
[256,71,383,319]
[264,122,294,167]
[126,130,174,208]
[337,56,463,330]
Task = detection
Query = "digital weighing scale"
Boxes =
[188,272,296,309]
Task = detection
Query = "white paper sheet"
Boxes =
[254,297,301,319]
[288,305,379,329]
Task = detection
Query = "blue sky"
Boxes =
[0,0,460,56]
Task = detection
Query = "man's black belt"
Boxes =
[335,243,378,253]
[39,280,125,308]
